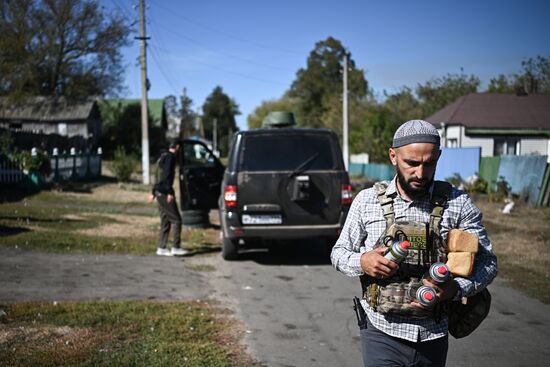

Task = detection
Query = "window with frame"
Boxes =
[447,138,458,148]
[493,138,519,156]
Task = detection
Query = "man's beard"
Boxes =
[396,167,434,200]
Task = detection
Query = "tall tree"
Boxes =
[383,87,421,123]
[416,71,480,118]
[351,105,400,163]
[179,88,196,138]
[0,0,130,98]
[99,101,163,158]
[201,86,240,156]
[487,74,517,93]
[288,37,368,127]
[487,56,550,95]
[518,55,550,94]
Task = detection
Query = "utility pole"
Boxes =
[213,118,218,153]
[138,0,150,184]
[342,51,349,171]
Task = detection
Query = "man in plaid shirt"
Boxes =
[331,120,498,366]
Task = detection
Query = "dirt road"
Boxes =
[0,247,210,302]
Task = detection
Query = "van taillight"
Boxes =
[341,184,353,205]
[224,185,238,207]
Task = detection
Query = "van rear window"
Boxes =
[240,134,337,171]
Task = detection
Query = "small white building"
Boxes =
[425,93,550,161]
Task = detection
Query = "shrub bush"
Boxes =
[464,175,488,194]
[112,146,137,182]
[488,176,511,202]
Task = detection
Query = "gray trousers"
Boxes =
[360,318,448,367]
[156,193,182,249]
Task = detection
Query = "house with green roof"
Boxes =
[99,98,167,130]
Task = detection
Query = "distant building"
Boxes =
[0,96,101,148]
[425,93,550,161]
[99,98,168,133]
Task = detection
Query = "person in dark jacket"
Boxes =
[148,139,188,256]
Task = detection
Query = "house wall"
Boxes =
[21,122,56,135]
[520,138,548,155]
[441,125,493,156]
[4,120,91,141]
[440,125,549,161]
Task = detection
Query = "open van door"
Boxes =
[178,139,224,212]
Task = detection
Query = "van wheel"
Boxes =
[222,236,239,260]
[182,210,209,228]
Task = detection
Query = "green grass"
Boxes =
[0,187,250,366]
[0,300,258,367]
[0,192,221,255]
[27,191,157,216]
[0,200,155,254]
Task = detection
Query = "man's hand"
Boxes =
[360,247,399,279]
[167,194,174,203]
[423,278,459,302]
[147,194,155,203]
[410,278,459,310]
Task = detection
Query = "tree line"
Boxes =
[248,37,550,163]
[1,2,548,162]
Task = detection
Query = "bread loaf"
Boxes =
[447,229,479,253]
[446,252,475,277]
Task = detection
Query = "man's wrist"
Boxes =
[452,278,466,301]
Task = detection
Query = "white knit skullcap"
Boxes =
[392,120,440,148]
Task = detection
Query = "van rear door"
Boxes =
[236,130,345,226]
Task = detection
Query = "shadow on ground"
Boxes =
[0,225,30,236]
[0,176,119,203]
[235,239,332,266]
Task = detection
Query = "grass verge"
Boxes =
[0,189,221,255]
[0,300,260,367]
[476,196,550,304]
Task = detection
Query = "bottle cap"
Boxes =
[437,266,447,275]
[400,240,410,249]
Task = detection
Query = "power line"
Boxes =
[150,19,296,73]
[149,41,288,86]
[153,2,303,56]
[114,1,290,91]
[148,44,181,96]
[110,0,134,21]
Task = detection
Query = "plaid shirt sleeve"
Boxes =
[448,191,499,300]
[330,189,373,276]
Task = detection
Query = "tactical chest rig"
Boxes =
[360,180,452,318]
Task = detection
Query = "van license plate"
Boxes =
[242,214,282,225]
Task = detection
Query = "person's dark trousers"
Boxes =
[155,192,182,249]
[360,318,448,367]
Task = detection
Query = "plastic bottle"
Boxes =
[425,262,452,284]
[383,240,410,263]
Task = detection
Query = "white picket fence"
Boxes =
[0,150,102,186]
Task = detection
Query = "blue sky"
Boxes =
[108,0,550,130]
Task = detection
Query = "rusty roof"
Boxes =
[425,93,550,130]
[0,96,97,122]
